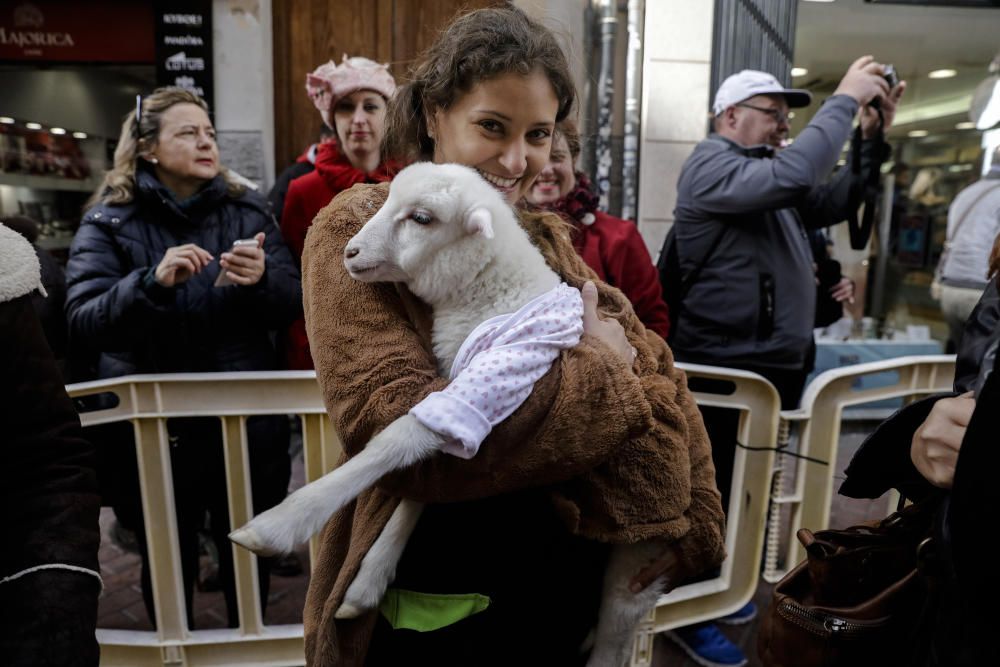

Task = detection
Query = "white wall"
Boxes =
[515,0,589,117]
[637,0,715,262]
[212,0,275,189]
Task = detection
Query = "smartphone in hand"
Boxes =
[214,238,260,287]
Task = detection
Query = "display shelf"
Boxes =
[0,172,100,192]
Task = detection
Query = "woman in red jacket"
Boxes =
[282,56,402,368]
[526,119,671,338]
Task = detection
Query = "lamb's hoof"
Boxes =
[334,602,366,619]
[228,527,280,557]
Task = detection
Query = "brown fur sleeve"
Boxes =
[645,329,727,573]
[301,184,653,503]
[523,211,725,567]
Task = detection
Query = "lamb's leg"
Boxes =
[336,497,424,619]
[229,414,443,556]
[586,541,666,667]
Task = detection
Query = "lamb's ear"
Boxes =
[464,207,494,239]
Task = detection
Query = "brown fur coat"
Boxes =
[300,182,725,666]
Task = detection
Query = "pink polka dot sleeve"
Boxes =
[409,283,584,459]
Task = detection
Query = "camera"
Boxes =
[883,64,899,90]
[869,64,898,109]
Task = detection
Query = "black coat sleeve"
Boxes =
[838,393,948,502]
[65,221,177,349]
[0,295,100,663]
[1,295,101,576]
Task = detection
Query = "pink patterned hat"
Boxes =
[305,55,396,124]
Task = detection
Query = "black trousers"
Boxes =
[696,363,808,517]
[96,415,290,629]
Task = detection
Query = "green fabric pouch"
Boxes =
[378,588,491,632]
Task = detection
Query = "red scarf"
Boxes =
[314,141,401,192]
[550,171,599,228]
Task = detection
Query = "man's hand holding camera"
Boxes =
[833,55,907,138]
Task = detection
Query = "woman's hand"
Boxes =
[581,280,636,367]
[830,277,855,304]
[910,392,975,489]
[220,232,267,286]
[154,243,213,287]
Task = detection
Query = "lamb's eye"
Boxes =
[410,210,433,225]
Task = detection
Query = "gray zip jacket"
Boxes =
[672,94,874,369]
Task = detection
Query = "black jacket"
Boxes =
[66,169,302,378]
[1,226,101,666]
[840,279,1000,666]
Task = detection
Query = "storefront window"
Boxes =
[792,0,999,351]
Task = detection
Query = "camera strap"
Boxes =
[847,107,889,250]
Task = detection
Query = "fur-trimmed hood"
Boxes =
[0,224,44,303]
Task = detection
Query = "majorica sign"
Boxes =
[0,27,74,48]
[0,1,154,63]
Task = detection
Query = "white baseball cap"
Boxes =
[712,70,812,116]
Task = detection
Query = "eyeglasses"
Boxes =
[737,102,790,125]
[134,94,143,138]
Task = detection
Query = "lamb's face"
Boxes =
[343,164,501,294]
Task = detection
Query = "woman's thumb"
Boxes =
[581,280,600,327]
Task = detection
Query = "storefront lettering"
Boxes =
[163,14,202,26]
[165,51,205,71]
[174,76,205,98]
[0,27,75,48]
[164,35,204,46]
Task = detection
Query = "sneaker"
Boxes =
[666,623,748,667]
[716,601,757,626]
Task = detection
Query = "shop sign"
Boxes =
[155,0,213,108]
[0,1,154,63]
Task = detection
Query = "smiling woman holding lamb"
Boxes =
[296,6,726,666]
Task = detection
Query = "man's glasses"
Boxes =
[737,102,790,125]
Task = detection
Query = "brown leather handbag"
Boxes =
[758,498,941,667]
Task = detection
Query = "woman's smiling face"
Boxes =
[528,132,576,205]
[429,69,559,205]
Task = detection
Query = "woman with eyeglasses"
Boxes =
[65,86,302,630]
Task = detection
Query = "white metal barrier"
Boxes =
[69,368,782,667]
[762,355,956,583]
[628,363,780,666]
[70,371,336,667]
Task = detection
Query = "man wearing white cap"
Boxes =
[661,57,905,667]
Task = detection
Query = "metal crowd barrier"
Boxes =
[761,355,956,584]
[629,363,781,667]
[69,371,334,667]
[69,368,781,667]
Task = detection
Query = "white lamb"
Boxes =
[229,162,666,666]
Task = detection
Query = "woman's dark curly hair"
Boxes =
[382,5,576,162]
